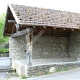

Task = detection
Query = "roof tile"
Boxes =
[11,4,80,28]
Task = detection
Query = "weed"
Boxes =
[64,67,69,71]
[55,67,69,72]
[45,71,51,75]
[36,72,41,76]
[21,75,29,79]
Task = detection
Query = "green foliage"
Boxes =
[0,13,5,36]
[46,71,51,75]
[0,48,9,53]
[55,68,61,72]
[0,13,9,44]
[55,67,69,72]
[21,75,28,79]
[0,37,5,43]
[0,13,9,53]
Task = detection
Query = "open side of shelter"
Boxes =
[3,4,80,76]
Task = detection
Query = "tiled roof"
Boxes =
[11,4,80,28]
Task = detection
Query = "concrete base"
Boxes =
[0,57,11,66]
[12,58,80,77]
[18,58,77,66]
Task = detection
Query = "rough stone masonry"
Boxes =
[9,35,69,60]
[9,31,80,60]
[9,31,80,77]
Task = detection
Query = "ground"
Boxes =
[0,67,80,80]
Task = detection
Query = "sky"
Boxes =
[0,0,80,13]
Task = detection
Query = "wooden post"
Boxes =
[25,28,33,66]
[15,24,19,32]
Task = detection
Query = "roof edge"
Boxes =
[8,4,20,24]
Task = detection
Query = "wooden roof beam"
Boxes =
[8,20,16,23]
[11,28,31,38]
[32,29,45,44]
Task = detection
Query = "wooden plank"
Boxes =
[4,33,11,36]
[25,28,33,66]
[32,29,45,44]
[11,28,31,38]
[8,20,15,23]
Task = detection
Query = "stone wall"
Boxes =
[33,36,69,59]
[13,60,80,77]
[9,35,69,60]
[27,61,80,76]
[9,36,26,60]
[69,32,80,59]
[0,53,9,57]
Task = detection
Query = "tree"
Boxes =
[0,13,9,53]
[0,13,9,44]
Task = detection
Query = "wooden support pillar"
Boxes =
[15,24,19,32]
[12,26,15,34]
[25,28,33,66]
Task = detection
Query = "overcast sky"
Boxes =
[0,0,80,13]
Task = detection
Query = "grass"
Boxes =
[55,67,69,72]
[21,75,29,79]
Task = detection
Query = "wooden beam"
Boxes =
[71,29,74,31]
[4,33,11,36]
[25,28,33,66]
[8,20,15,23]
[15,24,19,32]
[63,28,66,30]
[32,29,45,44]
[33,26,35,28]
[11,28,31,38]
[43,26,46,28]
[12,26,15,34]
[54,27,56,30]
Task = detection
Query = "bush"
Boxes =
[0,48,9,53]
